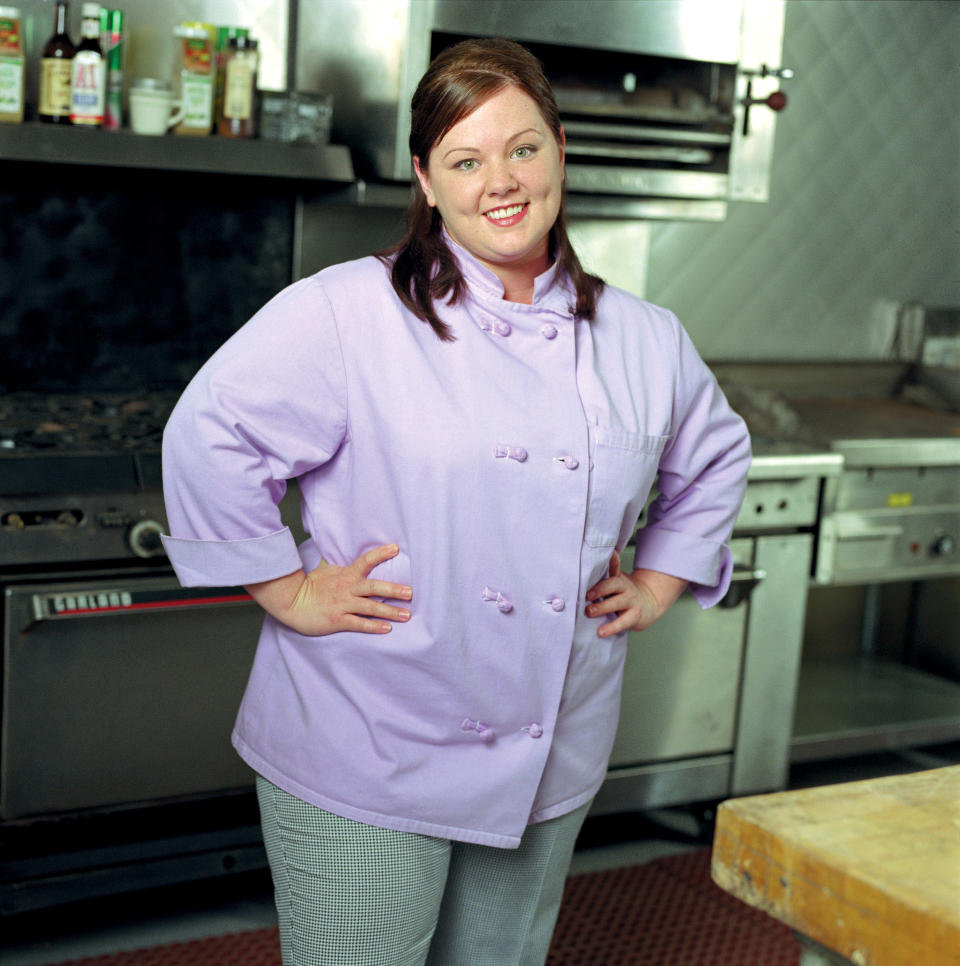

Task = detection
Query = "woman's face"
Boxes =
[414,85,565,291]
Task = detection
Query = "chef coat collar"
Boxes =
[441,227,576,319]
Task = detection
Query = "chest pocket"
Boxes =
[585,426,670,549]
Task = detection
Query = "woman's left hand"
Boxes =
[585,551,688,637]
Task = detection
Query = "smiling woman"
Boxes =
[161,35,750,966]
[384,36,604,341]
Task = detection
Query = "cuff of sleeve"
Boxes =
[632,526,733,609]
[161,528,303,587]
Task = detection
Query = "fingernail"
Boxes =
[402,587,413,599]
[398,610,410,620]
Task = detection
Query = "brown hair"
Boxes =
[377,37,604,341]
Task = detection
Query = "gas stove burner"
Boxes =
[0,392,180,454]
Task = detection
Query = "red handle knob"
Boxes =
[765,90,788,112]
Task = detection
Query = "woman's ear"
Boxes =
[413,156,436,207]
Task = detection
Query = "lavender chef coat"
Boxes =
[161,240,750,849]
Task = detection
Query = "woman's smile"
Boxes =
[484,202,528,225]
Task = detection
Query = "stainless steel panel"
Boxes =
[430,0,745,63]
[296,0,417,180]
[832,465,960,510]
[791,659,960,762]
[608,540,753,768]
[565,167,728,201]
[2,577,260,818]
[815,510,960,585]
[731,532,813,793]
[748,451,843,481]
[734,475,820,530]
[729,0,787,202]
[592,755,732,815]
[831,440,960,470]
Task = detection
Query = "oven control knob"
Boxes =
[930,533,956,558]
[128,519,166,558]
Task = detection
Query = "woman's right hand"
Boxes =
[244,543,413,636]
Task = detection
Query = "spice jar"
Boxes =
[0,5,24,123]
[217,34,258,138]
[173,23,215,135]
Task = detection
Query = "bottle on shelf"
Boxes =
[0,5,24,123]
[100,7,123,130]
[70,2,105,126]
[39,1,75,124]
[213,26,246,130]
[172,22,215,136]
[217,34,258,139]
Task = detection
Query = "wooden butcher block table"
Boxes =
[711,766,960,966]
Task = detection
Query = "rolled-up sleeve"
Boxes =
[633,317,751,608]
[161,277,348,587]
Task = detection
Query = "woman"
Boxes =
[162,37,750,966]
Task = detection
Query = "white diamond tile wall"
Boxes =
[644,0,960,361]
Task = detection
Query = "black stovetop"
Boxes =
[0,391,178,454]
[0,392,178,496]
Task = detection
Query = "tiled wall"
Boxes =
[644,0,960,359]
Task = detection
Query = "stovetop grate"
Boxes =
[0,391,180,455]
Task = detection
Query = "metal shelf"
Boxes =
[0,121,354,183]
[790,658,960,762]
[325,179,728,222]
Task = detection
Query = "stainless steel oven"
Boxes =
[592,445,840,817]
[2,575,259,819]
[0,393,275,914]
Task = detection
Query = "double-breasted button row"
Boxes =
[481,587,568,616]
[474,314,563,340]
[461,718,545,740]
[493,446,580,470]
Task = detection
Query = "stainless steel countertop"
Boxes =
[748,446,843,480]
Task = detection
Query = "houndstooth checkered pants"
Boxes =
[256,775,590,966]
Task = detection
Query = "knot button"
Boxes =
[555,454,580,470]
[481,586,514,613]
[461,717,493,739]
[494,444,528,463]
[524,723,544,739]
[494,320,512,337]
[540,323,558,340]
[548,596,565,612]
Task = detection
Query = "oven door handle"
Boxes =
[718,567,767,609]
[29,588,254,623]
